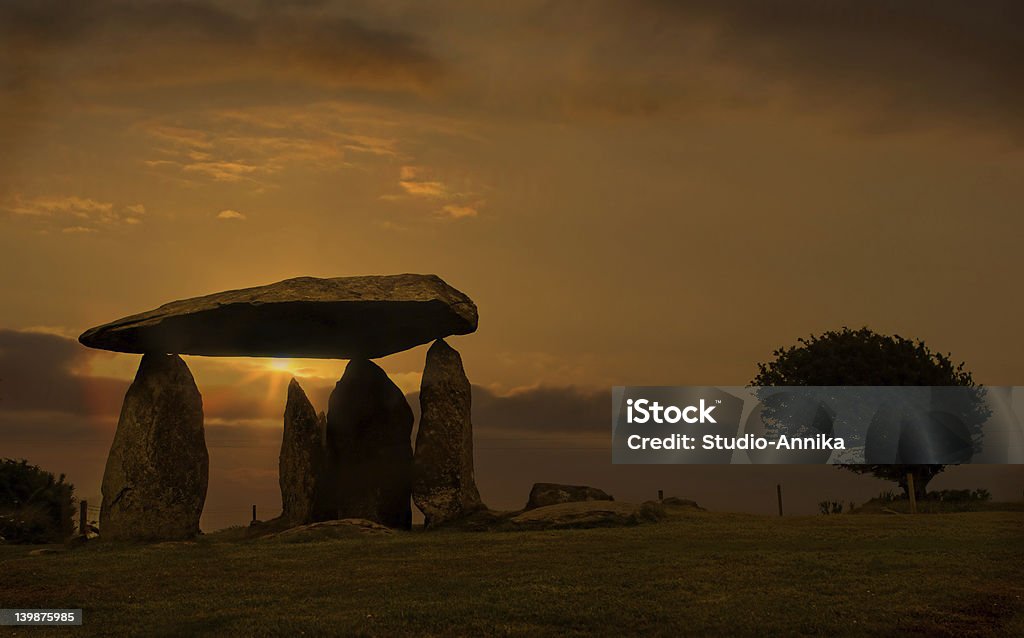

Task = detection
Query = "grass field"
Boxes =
[1,510,1022,636]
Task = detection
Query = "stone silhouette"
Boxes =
[525,483,613,510]
[79,274,478,359]
[100,353,208,541]
[326,359,413,529]
[279,379,327,524]
[413,339,484,527]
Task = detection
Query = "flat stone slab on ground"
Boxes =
[268,519,394,541]
[79,274,478,359]
[660,497,705,510]
[510,501,666,530]
[525,483,614,510]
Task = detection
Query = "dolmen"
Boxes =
[79,274,485,540]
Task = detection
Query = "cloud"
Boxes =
[0,328,127,417]
[216,209,247,220]
[390,164,484,220]
[2,195,145,233]
[188,161,265,183]
[0,332,608,455]
[6,196,112,218]
[404,384,607,437]
[441,204,479,219]
[400,180,446,198]
[138,106,380,185]
[667,1,1022,130]
[397,165,445,197]
[0,0,444,177]
[471,385,607,435]
[0,0,443,94]
[509,0,1024,139]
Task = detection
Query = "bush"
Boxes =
[875,490,899,503]
[0,459,75,544]
[927,488,991,502]
[818,500,843,515]
[637,501,668,522]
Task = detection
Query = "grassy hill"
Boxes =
[1,510,1022,636]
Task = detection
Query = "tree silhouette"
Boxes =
[751,327,983,499]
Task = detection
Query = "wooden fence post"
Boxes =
[79,500,87,535]
[907,473,917,514]
[657,489,664,502]
[252,504,257,523]
[777,484,784,517]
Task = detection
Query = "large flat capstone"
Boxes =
[79,274,478,359]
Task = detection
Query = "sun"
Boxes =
[267,358,294,373]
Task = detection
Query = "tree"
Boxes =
[751,327,980,500]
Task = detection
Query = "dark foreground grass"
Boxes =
[1,511,1022,637]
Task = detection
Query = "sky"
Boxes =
[2,0,1023,527]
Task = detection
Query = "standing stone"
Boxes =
[326,359,413,529]
[413,339,484,527]
[100,353,208,541]
[279,379,326,524]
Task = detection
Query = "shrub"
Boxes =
[637,501,668,522]
[0,459,75,544]
[818,500,843,515]
[927,488,992,503]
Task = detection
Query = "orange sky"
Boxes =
[2,1,1022,525]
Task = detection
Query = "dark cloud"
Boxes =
[434,0,1021,137]
[471,385,607,435]
[0,329,126,417]
[620,0,1024,137]
[403,384,607,440]
[0,0,441,90]
[0,411,111,443]
[4,0,1021,156]
[0,0,442,192]
[0,0,443,169]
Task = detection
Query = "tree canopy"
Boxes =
[752,327,974,387]
[751,327,977,498]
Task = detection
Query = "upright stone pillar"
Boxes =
[326,359,413,529]
[413,339,484,527]
[100,353,208,541]
[279,379,327,524]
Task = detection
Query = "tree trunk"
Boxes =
[898,465,936,500]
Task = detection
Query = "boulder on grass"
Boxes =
[510,501,665,530]
[268,519,394,542]
[525,483,614,510]
[661,497,705,510]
